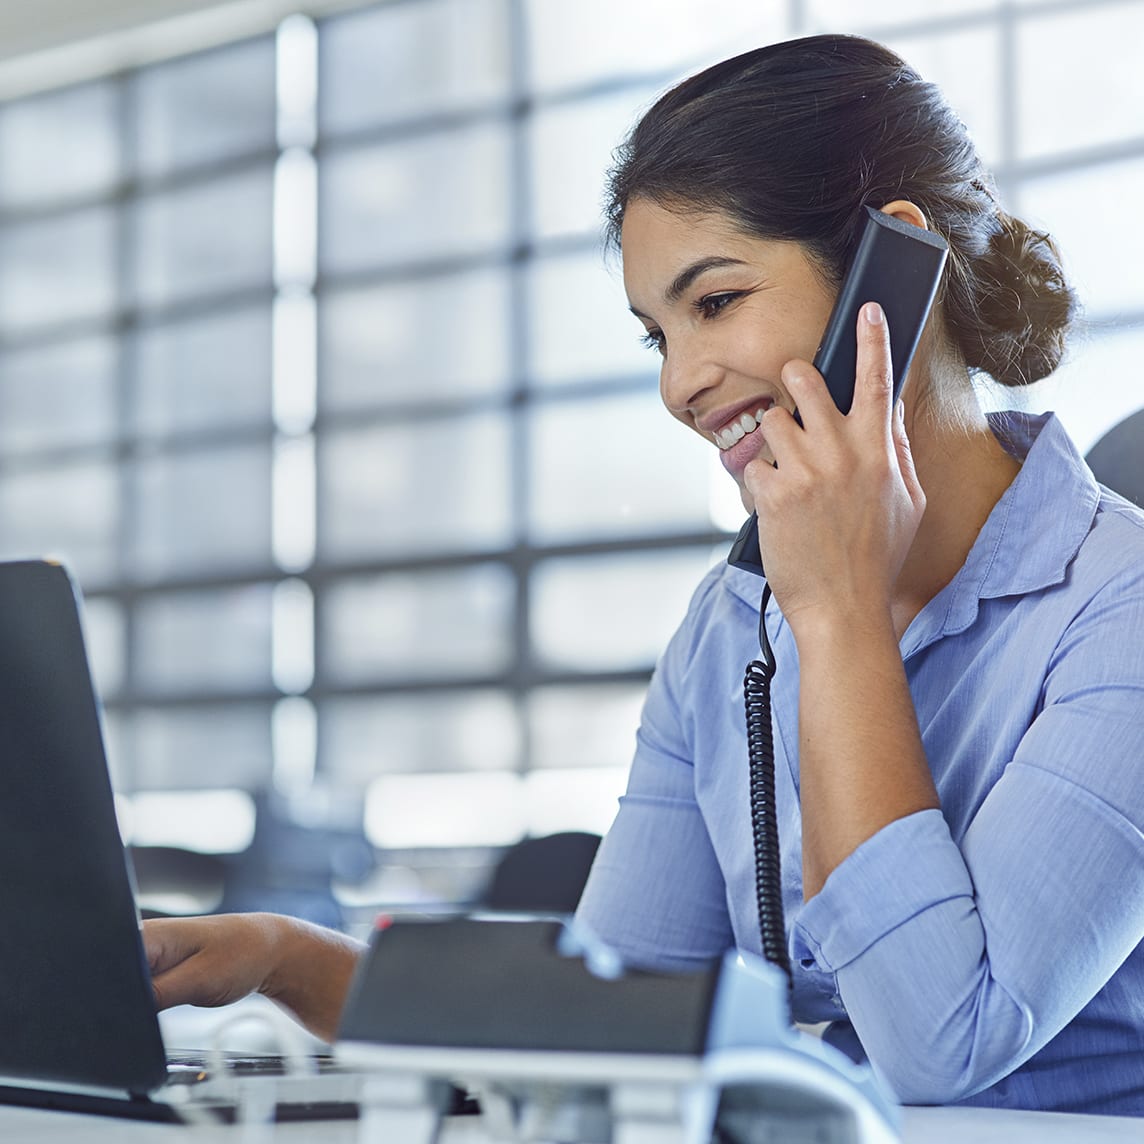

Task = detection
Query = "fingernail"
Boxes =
[895,399,905,423]
[781,359,803,385]
[864,301,884,325]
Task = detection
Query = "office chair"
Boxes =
[1085,408,1144,507]
[481,831,602,914]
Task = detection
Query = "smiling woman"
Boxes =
[140,33,1144,1118]
[572,33,1144,1116]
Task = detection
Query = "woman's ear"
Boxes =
[878,199,929,231]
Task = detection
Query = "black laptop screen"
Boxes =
[0,561,168,1096]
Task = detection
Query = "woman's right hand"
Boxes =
[142,913,366,1043]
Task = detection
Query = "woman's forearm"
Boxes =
[261,916,368,1042]
[793,606,939,900]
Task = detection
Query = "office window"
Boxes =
[321,565,516,682]
[132,38,277,176]
[319,270,510,408]
[0,336,118,452]
[318,0,511,131]
[0,207,118,331]
[0,0,1139,912]
[131,307,273,437]
[1015,1,1144,162]
[0,80,120,208]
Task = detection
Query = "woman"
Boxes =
[143,35,1144,1114]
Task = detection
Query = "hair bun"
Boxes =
[965,212,1079,387]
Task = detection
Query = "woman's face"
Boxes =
[621,197,837,511]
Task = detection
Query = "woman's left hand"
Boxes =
[744,301,926,634]
[143,913,365,1043]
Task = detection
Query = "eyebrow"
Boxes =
[628,256,749,319]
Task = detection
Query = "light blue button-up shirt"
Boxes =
[576,411,1144,1115]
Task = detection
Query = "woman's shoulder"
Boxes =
[1092,484,1144,536]
[677,556,767,621]
[656,559,766,674]
[992,410,1144,593]
[1077,484,1144,591]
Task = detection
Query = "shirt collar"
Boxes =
[942,407,1093,599]
[721,411,1100,635]
[913,410,1099,648]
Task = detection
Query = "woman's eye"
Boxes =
[640,329,666,355]
[696,292,741,319]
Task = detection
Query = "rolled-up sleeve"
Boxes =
[793,573,1144,1105]
[575,572,735,971]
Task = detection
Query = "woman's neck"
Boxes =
[892,380,1022,638]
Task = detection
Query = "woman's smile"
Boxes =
[710,400,773,451]
[714,408,773,475]
[703,397,780,478]
[620,197,835,501]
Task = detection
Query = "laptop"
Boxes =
[0,559,361,1123]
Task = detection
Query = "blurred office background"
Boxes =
[0,0,1140,925]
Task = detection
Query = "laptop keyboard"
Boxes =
[164,1049,346,1083]
[162,1049,480,1117]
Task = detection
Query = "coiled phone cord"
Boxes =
[744,580,792,985]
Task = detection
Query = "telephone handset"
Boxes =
[727,206,949,576]
[727,206,949,983]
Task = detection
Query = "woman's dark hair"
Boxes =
[606,35,1077,388]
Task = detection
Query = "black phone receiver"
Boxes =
[726,207,949,577]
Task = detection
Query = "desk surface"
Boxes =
[6,1008,1140,1144]
[0,1105,1141,1143]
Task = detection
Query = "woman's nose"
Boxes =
[659,339,721,416]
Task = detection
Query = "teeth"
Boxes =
[715,406,769,450]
